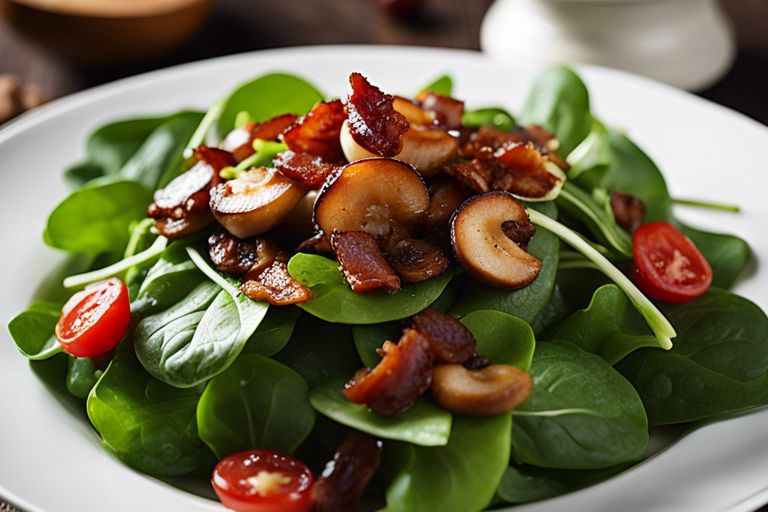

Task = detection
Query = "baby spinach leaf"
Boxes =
[274,314,361,387]
[287,253,457,324]
[549,284,662,364]
[618,289,768,425]
[460,310,536,370]
[310,382,452,446]
[420,74,453,96]
[497,463,630,504]
[566,119,612,181]
[462,108,517,132]
[132,242,203,316]
[385,414,511,512]
[87,343,203,476]
[679,224,750,289]
[242,306,301,356]
[520,65,592,156]
[45,179,152,254]
[451,202,559,322]
[512,341,648,470]
[352,322,401,368]
[197,354,315,458]
[66,356,102,399]
[8,301,62,360]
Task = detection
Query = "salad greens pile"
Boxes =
[8,65,766,511]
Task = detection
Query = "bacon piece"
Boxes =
[313,432,383,512]
[283,100,346,162]
[411,308,476,363]
[441,158,494,194]
[221,114,298,162]
[385,239,450,283]
[416,91,465,130]
[274,150,340,189]
[345,72,409,157]
[424,177,473,233]
[343,329,433,416]
[494,142,561,198]
[207,232,281,276]
[241,259,313,306]
[147,146,229,239]
[330,231,401,293]
[463,353,490,370]
[610,191,646,232]
[502,219,537,249]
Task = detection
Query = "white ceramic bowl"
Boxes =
[0,46,766,512]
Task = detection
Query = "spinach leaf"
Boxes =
[8,301,62,360]
[385,414,511,512]
[451,202,559,322]
[310,382,452,446]
[287,253,457,324]
[274,314,361,387]
[420,74,453,96]
[66,356,101,399]
[87,342,203,476]
[45,179,152,254]
[197,354,315,458]
[497,463,629,504]
[520,65,592,156]
[462,108,516,132]
[460,310,536,370]
[242,306,301,356]
[549,284,662,364]
[132,242,203,315]
[352,322,401,368]
[617,289,768,425]
[679,224,750,289]
[511,341,648,469]
[566,119,612,180]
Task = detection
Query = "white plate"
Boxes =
[1,46,766,512]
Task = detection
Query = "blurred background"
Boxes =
[0,0,766,125]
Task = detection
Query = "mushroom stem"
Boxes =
[527,208,676,349]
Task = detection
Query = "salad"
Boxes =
[8,66,767,512]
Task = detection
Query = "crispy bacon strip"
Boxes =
[462,125,569,171]
[385,239,450,283]
[411,308,476,363]
[274,150,340,189]
[494,142,561,198]
[242,259,313,306]
[416,91,465,130]
[283,100,346,162]
[345,72,409,157]
[610,191,646,232]
[221,114,297,162]
[501,219,537,249]
[343,329,434,416]
[313,432,383,512]
[330,231,401,293]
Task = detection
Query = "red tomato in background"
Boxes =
[55,278,130,357]
[212,449,315,512]
[632,221,713,304]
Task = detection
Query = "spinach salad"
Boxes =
[8,66,765,512]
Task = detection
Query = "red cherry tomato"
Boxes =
[212,449,315,512]
[632,221,712,304]
[55,278,130,357]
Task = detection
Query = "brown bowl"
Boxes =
[0,0,214,65]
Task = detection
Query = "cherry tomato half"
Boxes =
[55,278,130,357]
[212,449,315,512]
[632,221,712,304]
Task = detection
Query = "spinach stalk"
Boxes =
[528,209,675,348]
[672,198,741,213]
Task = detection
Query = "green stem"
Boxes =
[529,209,675,349]
[558,260,599,271]
[184,97,225,158]
[63,236,167,290]
[672,198,740,213]
[511,408,598,418]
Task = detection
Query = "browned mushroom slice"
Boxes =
[314,158,430,249]
[330,230,401,293]
[242,259,313,306]
[385,239,450,283]
[423,176,473,232]
[207,231,281,276]
[450,192,542,289]
[282,190,319,241]
[411,308,476,363]
[431,363,532,415]
[210,166,306,238]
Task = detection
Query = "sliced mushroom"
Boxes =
[423,176,473,232]
[393,96,434,125]
[282,190,319,240]
[208,231,281,276]
[385,239,450,284]
[210,167,306,238]
[450,192,542,289]
[431,363,532,415]
[313,158,430,249]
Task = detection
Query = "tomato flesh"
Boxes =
[212,449,314,512]
[55,278,130,357]
[632,221,712,303]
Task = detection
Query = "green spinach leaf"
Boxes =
[132,242,203,315]
[679,224,750,289]
[462,108,516,132]
[460,310,536,370]
[512,341,648,469]
[66,356,102,399]
[242,306,301,356]
[197,354,315,458]
[420,75,453,96]
[8,301,62,360]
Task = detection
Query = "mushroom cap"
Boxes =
[314,157,430,245]
[450,191,542,289]
[210,167,305,238]
[431,363,532,416]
